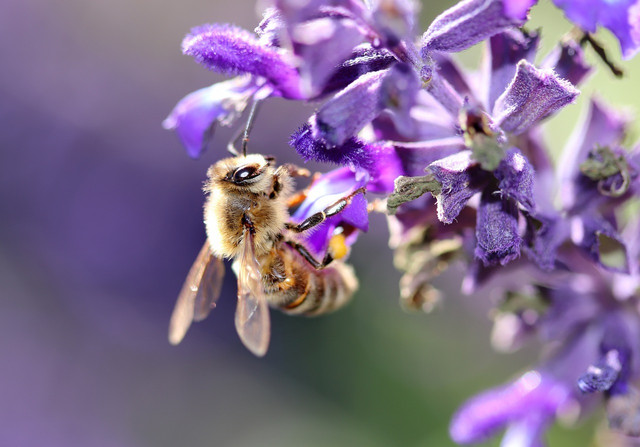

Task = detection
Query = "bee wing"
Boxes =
[235,230,271,357]
[168,241,225,345]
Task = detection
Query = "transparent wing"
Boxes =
[235,229,271,357]
[168,241,225,345]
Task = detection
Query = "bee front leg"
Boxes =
[285,240,334,270]
[285,187,366,233]
[280,164,311,178]
[271,165,314,201]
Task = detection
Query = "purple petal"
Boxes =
[288,17,366,96]
[319,44,396,97]
[422,68,464,117]
[290,124,403,194]
[542,280,600,341]
[426,151,489,224]
[162,77,257,158]
[313,69,388,146]
[572,215,630,273]
[485,29,540,111]
[379,63,421,138]
[450,371,570,444]
[182,24,303,99]
[255,7,285,47]
[500,414,550,447]
[370,0,418,47]
[493,60,580,135]
[542,40,592,86]
[273,0,369,95]
[523,213,568,271]
[475,191,521,265]
[291,168,369,256]
[394,137,466,177]
[421,0,535,55]
[432,53,475,99]
[503,0,539,20]
[372,93,459,141]
[495,147,536,212]
[274,0,365,23]
[552,0,640,59]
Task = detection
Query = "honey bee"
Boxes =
[168,153,364,356]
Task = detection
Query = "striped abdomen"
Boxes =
[261,242,358,316]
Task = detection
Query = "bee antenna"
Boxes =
[241,99,262,157]
[226,99,263,157]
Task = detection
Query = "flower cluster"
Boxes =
[165,0,640,444]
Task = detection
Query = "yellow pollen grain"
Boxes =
[329,234,348,260]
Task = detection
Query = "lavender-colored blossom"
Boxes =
[182,24,303,99]
[313,69,389,146]
[495,147,535,212]
[551,0,640,59]
[427,151,487,224]
[450,371,571,444]
[541,40,592,86]
[421,0,535,55]
[558,97,631,212]
[290,0,537,151]
[290,123,403,193]
[162,77,259,158]
[485,29,540,111]
[493,61,579,135]
[475,191,522,265]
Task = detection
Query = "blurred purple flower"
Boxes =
[450,371,571,445]
[551,0,640,59]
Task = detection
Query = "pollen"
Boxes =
[329,233,348,260]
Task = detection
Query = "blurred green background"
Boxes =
[2,0,640,446]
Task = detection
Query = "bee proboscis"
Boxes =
[169,153,363,356]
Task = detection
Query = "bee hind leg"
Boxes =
[285,187,366,233]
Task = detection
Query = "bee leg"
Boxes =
[270,166,314,201]
[286,240,334,269]
[285,187,366,233]
[281,164,311,178]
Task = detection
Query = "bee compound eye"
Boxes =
[233,165,259,183]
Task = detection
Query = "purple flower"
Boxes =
[182,23,303,99]
[162,77,260,158]
[551,0,640,59]
[493,61,579,135]
[523,98,639,274]
[421,0,536,56]
[288,0,538,149]
[450,371,571,445]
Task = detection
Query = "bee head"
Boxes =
[207,154,274,193]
